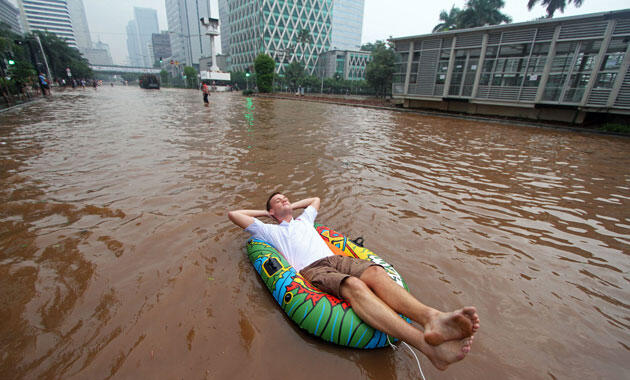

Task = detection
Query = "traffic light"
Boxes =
[245,68,250,77]
[8,58,15,66]
[159,57,163,63]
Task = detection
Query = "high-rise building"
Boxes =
[125,7,159,67]
[0,0,22,34]
[17,0,77,47]
[126,20,142,66]
[219,0,333,74]
[66,0,91,51]
[151,31,172,63]
[83,40,113,65]
[330,0,364,51]
[218,0,230,56]
[165,0,212,68]
[134,7,159,67]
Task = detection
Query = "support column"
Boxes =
[535,25,561,103]
[443,37,457,97]
[471,33,489,99]
[403,41,415,95]
[607,43,630,107]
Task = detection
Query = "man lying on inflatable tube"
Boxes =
[228,193,480,371]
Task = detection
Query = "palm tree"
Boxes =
[433,6,462,32]
[292,28,313,73]
[527,0,584,18]
[457,0,512,29]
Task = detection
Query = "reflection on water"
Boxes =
[1,87,629,379]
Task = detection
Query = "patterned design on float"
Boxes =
[246,225,410,348]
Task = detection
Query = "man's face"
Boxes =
[268,193,291,215]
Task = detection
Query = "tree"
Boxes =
[294,28,313,66]
[285,61,305,91]
[527,0,583,18]
[458,0,512,28]
[434,0,511,31]
[254,53,275,93]
[35,31,92,79]
[160,69,169,86]
[433,6,462,32]
[365,41,395,98]
[230,71,246,89]
[183,66,197,88]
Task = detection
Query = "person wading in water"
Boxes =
[202,82,210,106]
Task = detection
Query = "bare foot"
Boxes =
[424,336,474,371]
[424,306,479,346]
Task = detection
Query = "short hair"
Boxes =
[266,192,281,211]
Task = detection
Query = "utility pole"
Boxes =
[35,34,52,87]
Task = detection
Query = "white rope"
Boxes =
[387,337,427,380]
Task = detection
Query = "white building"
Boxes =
[17,0,77,47]
[66,0,91,51]
[330,0,364,51]
[166,0,213,68]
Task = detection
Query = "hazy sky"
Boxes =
[10,0,630,65]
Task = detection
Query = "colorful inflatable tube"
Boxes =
[246,224,410,349]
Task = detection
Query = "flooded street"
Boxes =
[1,86,629,379]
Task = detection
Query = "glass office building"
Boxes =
[220,0,333,74]
[330,0,364,51]
[391,10,630,123]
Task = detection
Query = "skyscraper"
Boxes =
[0,0,22,34]
[66,0,91,51]
[218,0,230,56]
[126,20,142,66]
[219,0,333,74]
[165,0,212,68]
[134,7,159,67]
[330,0,364,51]
[125,7,159,67]
[17,0,77,47]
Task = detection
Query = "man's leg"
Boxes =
[359,266,480,345]
[340,276,473,370]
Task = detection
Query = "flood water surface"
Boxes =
[1,87,629,379]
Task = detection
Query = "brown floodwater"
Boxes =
[1,87,629,379]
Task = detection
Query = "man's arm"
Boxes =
[291,197,320,212]
[227,209,269,229]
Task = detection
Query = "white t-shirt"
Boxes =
[245,206,333,271]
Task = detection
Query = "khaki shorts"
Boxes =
[300,255,380,298]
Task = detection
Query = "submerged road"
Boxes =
[1,86,629,379]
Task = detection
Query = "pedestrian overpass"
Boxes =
[90,65,160,74]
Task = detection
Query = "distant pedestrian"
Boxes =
[92,80,98,90]
[202,82,210,106]
[38,73,50,96]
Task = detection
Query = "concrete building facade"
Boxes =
[151,31,172,63]
[0,0,22,34]
[165,0,212,69]
[391,9,630,123]
[83,40,113,65]
[18,0,77,47]
[315,49,371,80]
